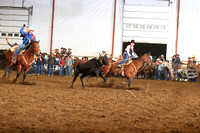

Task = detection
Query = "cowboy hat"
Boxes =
[131,40,135,43]
[26,26,34,31]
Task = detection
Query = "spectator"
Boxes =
[54,49,59,55]
[158,60,163,80]
[81,57,87,63]
[60,47,64,55]
[36,53,46,76]
[66,48,72,56]
[188,57,192,64]
[58,55,65,76]
[61,48,66,55]
[65,55,74,76]
[163,60,170,80]
[191,55,196,63]
[174,54,181,72]
[73,57,79,76]
[47,53,56,76]
[56,53,60,58]
[160,54,165,62]
[171,55,176,64]
[155,58,160,80]
[33,55,38,75]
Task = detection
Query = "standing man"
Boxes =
[174,54,181,72]
[47,53,56,76]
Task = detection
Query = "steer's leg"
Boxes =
[71,71,79,88]
[80,74,87,88]
[99,71,108,84]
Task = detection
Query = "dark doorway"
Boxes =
[122,42,167,62]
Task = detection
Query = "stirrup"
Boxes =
[11,58,16,64]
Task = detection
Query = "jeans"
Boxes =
[59,66,64,76]
[37,64,44,75]
[48,65,54,76]
[158,70,162,80]
[13,43,26,59]
[174,63,179,72]
[120,53,129,64]
[155,70,159,79]
[165,71,169,80]
[33,64,37,75]
[65,66,72,76]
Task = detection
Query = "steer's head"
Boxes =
[99,54,109,66]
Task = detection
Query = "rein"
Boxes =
[130,59,148,74]
[21,54,34,67]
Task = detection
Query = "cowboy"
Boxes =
[118,40,137,67]
[174,54,181,72]
[66,48,72,56]
[191,55,197,63]
[159,54,165,62]
[11,24,36,64]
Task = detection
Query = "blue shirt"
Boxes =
[20,27,36,45]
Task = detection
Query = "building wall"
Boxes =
[0,0,199,60]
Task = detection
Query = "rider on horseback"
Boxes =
[11,24,36,64]
[118,40,138,67]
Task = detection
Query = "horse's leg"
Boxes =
[71,72,79,88]
[23,67,31,82]
[3,65,9,78]
[13,65,22,83]
[128,78,132,88]
[80,74,87,88]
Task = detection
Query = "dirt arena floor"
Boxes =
[0,70,200,133]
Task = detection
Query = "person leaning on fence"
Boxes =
[174,54,181,73]
[191,55,197,63]
[163,60,170,80]
[155,58,160,80]
[158,60,163,80]
[47,53,56,76]
[58,55,65,76]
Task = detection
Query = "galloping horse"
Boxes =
[4,40,40,82]
[120,53,152,88]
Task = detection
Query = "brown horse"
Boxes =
[101,57,122,77]
[4,40,40,82]
[119,53,152,88]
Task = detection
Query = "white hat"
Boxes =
[156,58,160,61]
